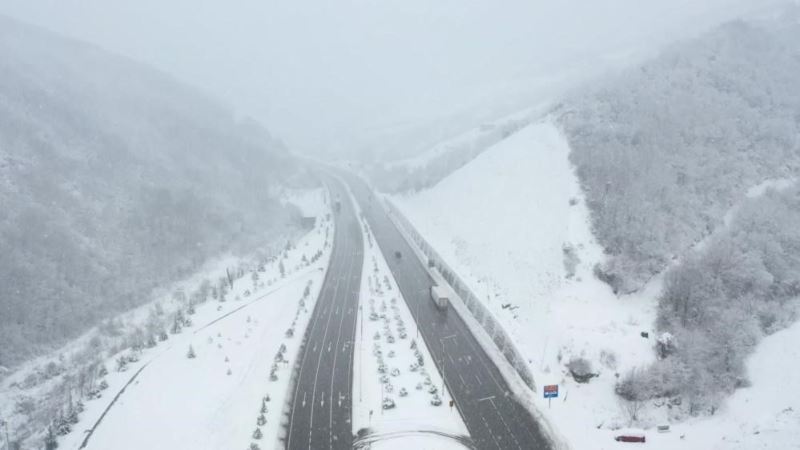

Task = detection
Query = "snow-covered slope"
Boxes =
[391,120,658,447]
[391,117,800,448]
[0,189,332,450]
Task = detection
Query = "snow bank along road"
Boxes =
[342,172,552,450]
[286,175,364,449]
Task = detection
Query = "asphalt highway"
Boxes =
[343,173,552,450]
[285,175,364,450]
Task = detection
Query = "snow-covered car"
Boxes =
[386,335,395,344]
[380,374,390,384]
[427,385,438,394]
[399,387,408,397]
[377,363,387,374]
[391,368,401,377]
[385,383,394,393]
[387,350,395,358]
[382,398,396,410]
[430,395,442,406]
[369,312,379,321]
[409,363,418,372]
[415,383,423,390]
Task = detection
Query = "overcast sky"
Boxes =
[0,0,781,156]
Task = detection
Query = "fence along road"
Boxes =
[343,173,552,450]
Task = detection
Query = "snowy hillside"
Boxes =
[0,189,332,450]
[0,14,298,370]
[391,120,657,447]
[368,105,549,193]
[389,116,800,448]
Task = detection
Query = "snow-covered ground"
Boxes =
[391,119,655,448]
[389,118,800,448]
[0,188,333,450]
[349,188,469,449]
[384,105,547,172]
[640,320,800,449]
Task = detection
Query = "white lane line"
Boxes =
[489,397,522,449]
[327,226,359,446]
[287,210,345,449]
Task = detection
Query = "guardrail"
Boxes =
[382,199,536,390]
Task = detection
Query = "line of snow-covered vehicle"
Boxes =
[368,296,444,410]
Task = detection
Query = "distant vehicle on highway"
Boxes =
[394,250,402,259]
[334,196,342,213]
[430,285,449,310]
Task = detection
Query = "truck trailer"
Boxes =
[430,285,449,310]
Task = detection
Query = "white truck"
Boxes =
[430,284,449,310]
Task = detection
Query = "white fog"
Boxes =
[1,1,799,449]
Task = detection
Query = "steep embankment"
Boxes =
[391,7,800,448]
[392,120,657,448]
[0,15,298,368]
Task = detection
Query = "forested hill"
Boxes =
[0,15,298,368]
[559,8,800,413]
[559,10,800,293]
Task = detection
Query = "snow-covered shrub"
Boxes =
[562,243,580,279]
[655,332,676,359]
[566,357,596,383]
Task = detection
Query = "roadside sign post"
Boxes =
[543,384,559,409]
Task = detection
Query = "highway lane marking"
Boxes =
[308,260,346,446]
[479,413,504,450]
[286,212,347,449]
[300,186,353,448]
[488,397,523,449]
[457,371,467,387]
[326,212,362,449]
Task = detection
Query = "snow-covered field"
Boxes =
[349,187,469,449]
[0,188,333,450]
[384,106,545,172]
[389,118,800,448]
